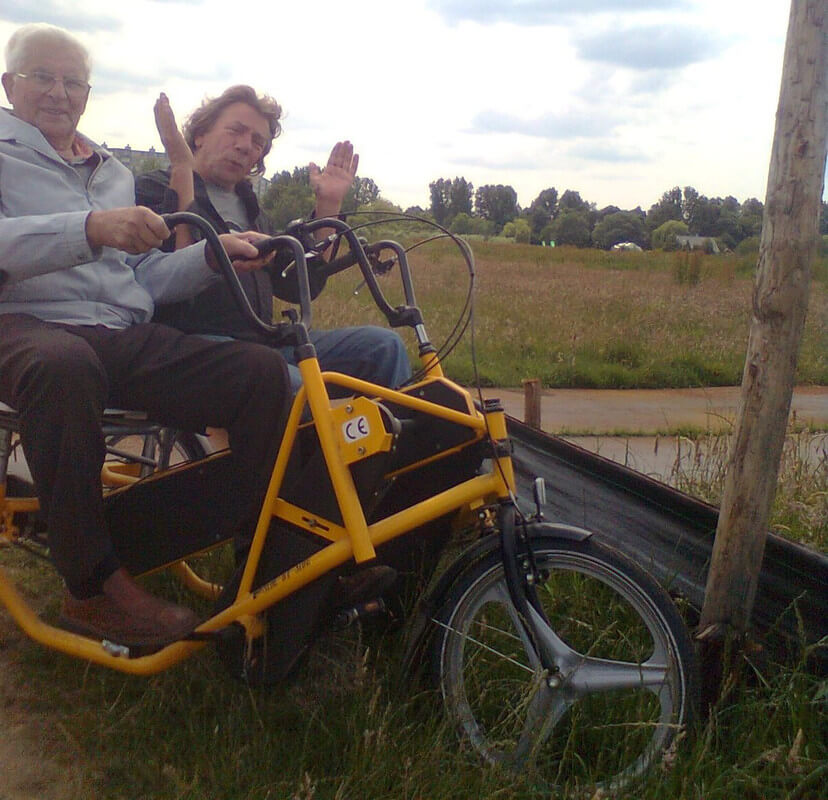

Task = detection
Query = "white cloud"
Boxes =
[0,0,817,212]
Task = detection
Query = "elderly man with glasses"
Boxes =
[0,23,292,648]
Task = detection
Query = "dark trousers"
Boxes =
[0,314,290,595]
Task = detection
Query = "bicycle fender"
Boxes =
[521,520,593,541]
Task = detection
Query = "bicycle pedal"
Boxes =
[333,597,390,629]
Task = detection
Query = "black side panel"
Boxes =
[215,520,336,685]
[383,381,478,471]
[104,453,245,575]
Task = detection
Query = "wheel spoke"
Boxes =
[525,601,584,672]
[568,655,671,695]
[513,679,572,763]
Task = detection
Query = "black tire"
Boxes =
[430,534,699,793]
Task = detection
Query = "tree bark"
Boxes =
[698,0,827,664]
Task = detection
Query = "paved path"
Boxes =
[480,385,828,435]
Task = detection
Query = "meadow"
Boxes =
[0,238,825,800]
[313,237,827,389]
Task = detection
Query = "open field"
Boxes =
[313,239,827,389]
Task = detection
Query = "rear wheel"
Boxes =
[431,534,698,793]
[105,428,211,477]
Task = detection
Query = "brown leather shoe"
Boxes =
[60,568,199,648]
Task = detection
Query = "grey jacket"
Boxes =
[0,108,218,328]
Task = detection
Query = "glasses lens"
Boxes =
[27,72,89,97]
[63,78,90,96]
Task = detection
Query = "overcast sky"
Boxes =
[2,0,822,212]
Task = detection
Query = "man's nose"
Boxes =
[46,78,71,100]
[234,135,253,153]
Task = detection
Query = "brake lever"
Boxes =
[280,233,340,277]
[352,253,397,294]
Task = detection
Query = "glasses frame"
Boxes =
[13,71,91,98]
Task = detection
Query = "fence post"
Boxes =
[522,379,541,429]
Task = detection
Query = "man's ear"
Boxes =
[1,72,14,104]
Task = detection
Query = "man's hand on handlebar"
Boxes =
[210,232,273,273]
[86,207,171,254]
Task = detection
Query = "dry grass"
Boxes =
[666,429,827,551]
[309,239,827,389]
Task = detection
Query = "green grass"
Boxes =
[1,544,825,799]
[311,239,828,389]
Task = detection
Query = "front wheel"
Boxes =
[430,534,698,793]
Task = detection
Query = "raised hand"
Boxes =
[153,92,194,248]
[154,92,194,171]
[309,140,359,216]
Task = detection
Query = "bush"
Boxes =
[652,220,689,250]
[736,235,761,254]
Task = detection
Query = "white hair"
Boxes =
[4,23,91,79]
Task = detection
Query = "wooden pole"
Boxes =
[522,379,541,429]
[698,0,827,681]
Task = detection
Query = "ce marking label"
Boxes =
[342,415,370,442]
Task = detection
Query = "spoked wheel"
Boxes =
[431,533,698,793]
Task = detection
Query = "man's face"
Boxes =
[2,41,89,148]
[193,102,271,190]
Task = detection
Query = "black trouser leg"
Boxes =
[0,315,290,593]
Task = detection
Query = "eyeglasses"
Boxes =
[14,71,91,98]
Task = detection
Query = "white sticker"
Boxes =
[342,415,370,442]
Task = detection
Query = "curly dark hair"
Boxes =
[183,85,282,176]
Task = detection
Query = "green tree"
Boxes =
[429,177,473,227]
[513,217,531,243]
[262,168,314,230]
[449,212,494,236]
[558,189,589,213]
[449,177,473,219]
[646,186,683,229]
[739,198,764,240]
[651,219,689,250]
[527,188,558,242]
[429,178,451,225]
[474,184,518,231]
[346,176,380,208]
[549,210,592,247]
[592,211,649,250]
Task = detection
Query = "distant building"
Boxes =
[101,143,271,200]
[675,234,720,254]
[611,241,643,252]
[102,144,169,174]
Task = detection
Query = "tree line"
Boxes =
[129,159,826,253]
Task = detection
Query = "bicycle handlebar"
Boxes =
[161,212,313,338]
[163,211,426,344]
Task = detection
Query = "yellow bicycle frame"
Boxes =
[0,349,516,674]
